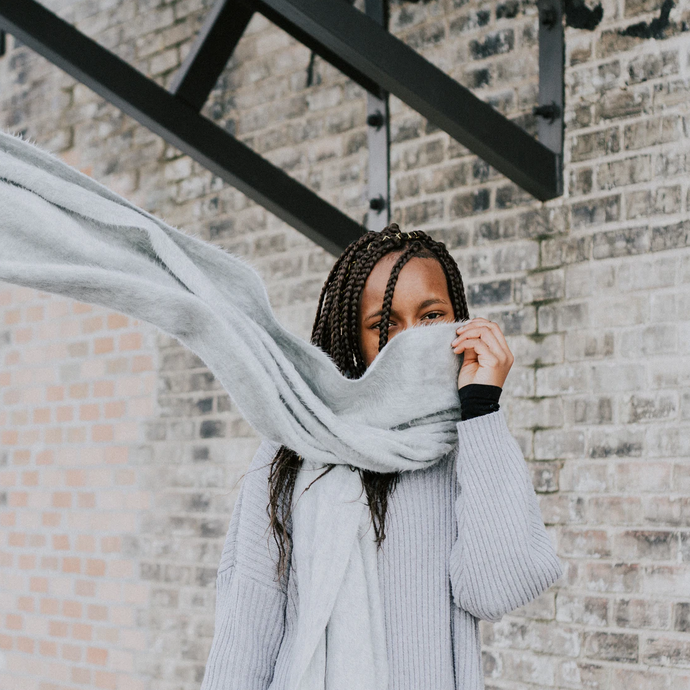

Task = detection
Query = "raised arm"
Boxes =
[448,409,563,622]
[200,439,288,690]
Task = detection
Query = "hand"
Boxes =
[450,317,514,390]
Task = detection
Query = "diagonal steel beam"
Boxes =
[251,0,562,200]
[169,0,255,112]
[171,0,383,111]
[0,0,364,256]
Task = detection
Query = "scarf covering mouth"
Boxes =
[0,129,465,690]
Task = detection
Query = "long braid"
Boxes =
[375,241,424,352]
[267,224,470,585]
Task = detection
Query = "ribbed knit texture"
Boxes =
[200,409,563,690]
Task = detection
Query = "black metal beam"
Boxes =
[536,0,564,155]
[240,1,385,99]
[251,0,562,200]
[0,0,364,256]
[169,0,255,112]
[364,0,390,232]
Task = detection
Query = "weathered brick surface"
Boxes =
[0,0,689,687]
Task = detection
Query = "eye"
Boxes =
[422,312,443,320]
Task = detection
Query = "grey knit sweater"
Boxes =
[200,409,563,690]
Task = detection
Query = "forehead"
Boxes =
[359,251,449,305]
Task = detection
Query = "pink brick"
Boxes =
[62,601,82,618]
[107,314,129,329]
[104,447,128,464]
[11,410,29,425]
[62,642,82,661]
[5,309,21,325]
[61,558,80,574]
[53,491,72,508]
[41,512,61,528]
[52,535,70,551]
[17,636,34,653]
[109,560,133,578]
[22,471,39,487]
[2,430,19,445]
[72,623,92,642]
[94,337,114,354]
[104,401,126,419]
[8,532,26,547]
[86,647,108,666]
[132,355,154,372]
[66,427,87,443]
[5,350,20,366]
[17,597,34,613]
[48,620,68,637]
[92,425,114,443]
[44,428,63,443]
[82,316,103,333]
[93,381,115,397]
[6,613,23,630]
[14,449,31,465]
[33,408,51,424]
[45,386,64,402]
[17,554,36,570]
[10,492,28,507]
[79,404,100,422]
[72,302,92,315]
[94,669,117,690]
[77,493,96,509]
[85,560,106,577]
[75,535,95,552]
[65,470,85,488]
[75,580,96,597]
[35,450,53,467]
[119,333,142,351]
[26,306,44,323]
[100,537,121,554]
[15,327,33,344]
[71,667,90,683]
[87,605,108,622]
[39,639,58,657]
[68,383,89,399]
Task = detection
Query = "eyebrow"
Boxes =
[364,297,449,320]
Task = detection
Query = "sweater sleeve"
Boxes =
[200,439,289,690]
[448,409,563,622]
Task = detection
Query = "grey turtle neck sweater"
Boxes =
[200,406,562,690]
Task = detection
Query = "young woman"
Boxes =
[0,132,559,690]
[199,224,563,690]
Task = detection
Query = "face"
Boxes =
[357,251,455,368]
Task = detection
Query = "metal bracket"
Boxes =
[535,0,564,156]
[169,0,255,112]
[0,0,566,256]
[0,0,363,256]
[364,0,390,232]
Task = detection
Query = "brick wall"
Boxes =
[1,0,689,688]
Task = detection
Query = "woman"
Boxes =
[0,131,561,690]
[199,225,563,690]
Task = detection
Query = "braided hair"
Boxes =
[267,223,469,584]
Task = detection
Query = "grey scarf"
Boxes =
[0,130,465,689]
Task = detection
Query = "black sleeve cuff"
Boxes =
[458,383,502,421]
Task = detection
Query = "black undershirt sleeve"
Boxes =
[458,383,502,421]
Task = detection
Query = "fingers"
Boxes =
[452,318,514,365]
[452,337,499,366]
